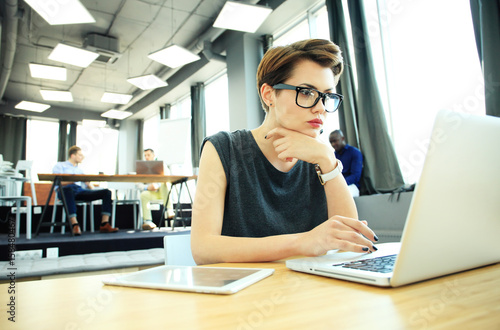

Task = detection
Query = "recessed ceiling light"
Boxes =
[148,45,200,68]
[101,92,133,104]
[127,74,168,90]
[101,109,133,120]
[29,63,67,81]
[40,90,73,102]
[48,43,99,68]
[15,101,51,112]
[213,1,273,33]
[24,0,96,25]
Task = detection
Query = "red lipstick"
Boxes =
[308,118,323,128]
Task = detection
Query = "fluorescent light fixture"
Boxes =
[101,109,133,120]
[40,90,73,102]
[15,101,51,112]
[127,74,168,90]
[24,0,95,25]
[213,1,272,33]
[82,119,106,128]
[29,63,67,81]
[48,43,99,68]
[101,92,133,104]
[148,45,200,68]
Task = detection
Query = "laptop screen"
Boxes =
[135,160,164,175]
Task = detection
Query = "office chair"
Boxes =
[163,234,196,266]
[0,195,32,239]
[50,198,94,233]
[15,160,37,206]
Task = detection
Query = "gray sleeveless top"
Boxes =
[202,130,328,237]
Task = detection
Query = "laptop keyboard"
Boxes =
[340,254,397,273]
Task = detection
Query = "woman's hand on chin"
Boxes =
[265,127,334,165]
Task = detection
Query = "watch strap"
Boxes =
[315,160,343,185]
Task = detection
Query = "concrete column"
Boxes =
[226,33,265,131]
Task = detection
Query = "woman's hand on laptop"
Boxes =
[298,215,379,256]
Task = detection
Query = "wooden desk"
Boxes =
[2,261,499,328]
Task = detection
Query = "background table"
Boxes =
[35,174,197,235]
[1,261,499,329]
[37,173,197,183]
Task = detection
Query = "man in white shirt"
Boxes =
[140,149,174,230]
[52,146,118,236]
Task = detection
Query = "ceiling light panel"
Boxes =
[15,101,51,112]
[101,92,133,104]
[213,1,273,33]
[148,45,200,68]
[48,43,99,68]
[24,0,96,25]
[101,110,133,120]
[29,63,67,81]
[127,74,168,90]
[40,90,73,102]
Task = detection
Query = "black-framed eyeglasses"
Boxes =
[272,83,343,113]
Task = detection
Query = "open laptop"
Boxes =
[287,110,500,287]
[135,160,164,175]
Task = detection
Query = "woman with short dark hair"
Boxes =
[191,39,377,264]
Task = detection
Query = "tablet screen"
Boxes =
[122,267,262,288]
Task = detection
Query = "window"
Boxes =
[205,72,230,136]
[274,20,310,47]
[26,119,59,181]
[143,113,160,156]
[312,5,330,40]
[171,96,191,119]
[171,96,193,172]
[142,96,192,168]
[77,124,119,174]
[364,0,485,183]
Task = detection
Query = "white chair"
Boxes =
[163,234,196,266]
[0,196,32,239]
[15,160,37,206]
[108,182,142,230]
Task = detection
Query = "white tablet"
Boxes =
[102,265,275,295]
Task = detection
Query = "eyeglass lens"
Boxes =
[296,88,340,112]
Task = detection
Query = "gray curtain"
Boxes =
[136,119,143,161]
[57,120,76,161]
[190,82,206,169]
[326,0,360,149]
[326,0,404,194]
[470,0,500,117]
[0,114,26,164]
[57,120,68,161]
[57,120,77,161]
[68,121,77,147]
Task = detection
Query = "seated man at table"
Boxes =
[329,130,363,197]
[52,145,118,236]
[140,148,175,230]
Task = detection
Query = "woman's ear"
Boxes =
[260,83,275,107]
